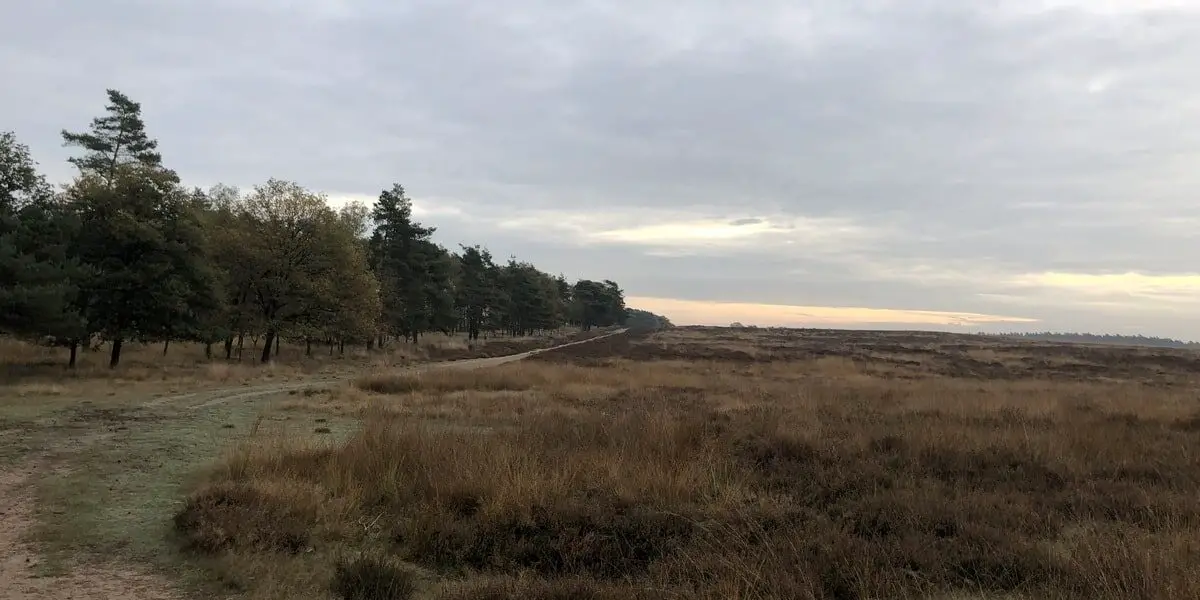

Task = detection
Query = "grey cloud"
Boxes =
[4,1,1200,336]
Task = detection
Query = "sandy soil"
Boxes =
[0,460,182,600]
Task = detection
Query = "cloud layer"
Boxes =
[4,1,1200,336]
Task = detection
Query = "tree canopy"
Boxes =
[1,89,670,366]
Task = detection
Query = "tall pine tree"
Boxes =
[369,184,443,342]
[62,90,218,367]
[455,245,496,340]
[62,89,165,186]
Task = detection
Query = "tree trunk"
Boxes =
[237,333,244,360]
[68,340,78,368]
[260,330,275,363]
[109,338,123,368]
[274,336,281,357]
[205,342,213,359]
[224,336,234,360]
[366,337,375,351]
[162,340,170,356]
[329,340,334,355]
[339,339,345,355]
[306,338,312,357]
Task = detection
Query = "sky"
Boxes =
[4,0,1200,338]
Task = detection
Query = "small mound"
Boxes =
[174,480,315,554]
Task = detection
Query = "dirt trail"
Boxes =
[0,461,181,600]
[0,329,626,600]
[147,328,628,411]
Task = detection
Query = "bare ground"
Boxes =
[145,328,627,411]
[0,330,625,600]
[0,456,181,600]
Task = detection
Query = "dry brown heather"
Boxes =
[176,327,1200,600]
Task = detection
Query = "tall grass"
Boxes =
[175,332,1200,599]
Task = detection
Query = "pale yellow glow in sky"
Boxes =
[628,296,1039,327]
[591,219,788,244]
[1014,271,1200,302]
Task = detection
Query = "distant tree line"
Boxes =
[0,89,668,367]
[992,331,1200,349]
[625,308,673,331]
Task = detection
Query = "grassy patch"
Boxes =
[356,366,545,395]
[24,393,359,593]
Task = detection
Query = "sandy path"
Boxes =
[146,328,626,411]
[0,329,625,600]
[0,460,182,600]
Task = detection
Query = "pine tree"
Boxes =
[66,168,220,367]
[572,279,625,331]
[62,91,217,367]
[455,245,496,340]
[369,184,441,342]
[61,89,167,186]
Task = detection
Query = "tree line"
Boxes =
[1,89,661,367]
[992,331,1200,349]
[625,308,674,331]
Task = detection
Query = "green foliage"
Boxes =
[61,89,168,185]
[0,132,86,344]
[59,90,221,367]
[66,167,221,367]
[625,308,672,331]
[455,245,496,340]
[5,88,640,365]
[368,184,455,342]
[492,259,569,336]
[572,280,626,331]
[221,179,380,362]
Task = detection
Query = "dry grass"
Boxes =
[175,328,1200,599]
[0,330,589,395]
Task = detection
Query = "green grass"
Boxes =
[18,390,360,592]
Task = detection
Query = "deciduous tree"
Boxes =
[232,179,378,362]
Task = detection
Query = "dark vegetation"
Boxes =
[1,89,667,369]
[533,327,1200,384]
[175,327,1200,599]
[994,331,1200,349]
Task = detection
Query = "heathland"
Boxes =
[3,326,1199,600]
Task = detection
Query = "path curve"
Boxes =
[0,329,627,600]
[147,329,628,411]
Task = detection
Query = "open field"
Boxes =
[4,326,1200,599]
[0,329,606,599]
[169,327,1200,599]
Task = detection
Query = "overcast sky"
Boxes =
[5,0,1200,337]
